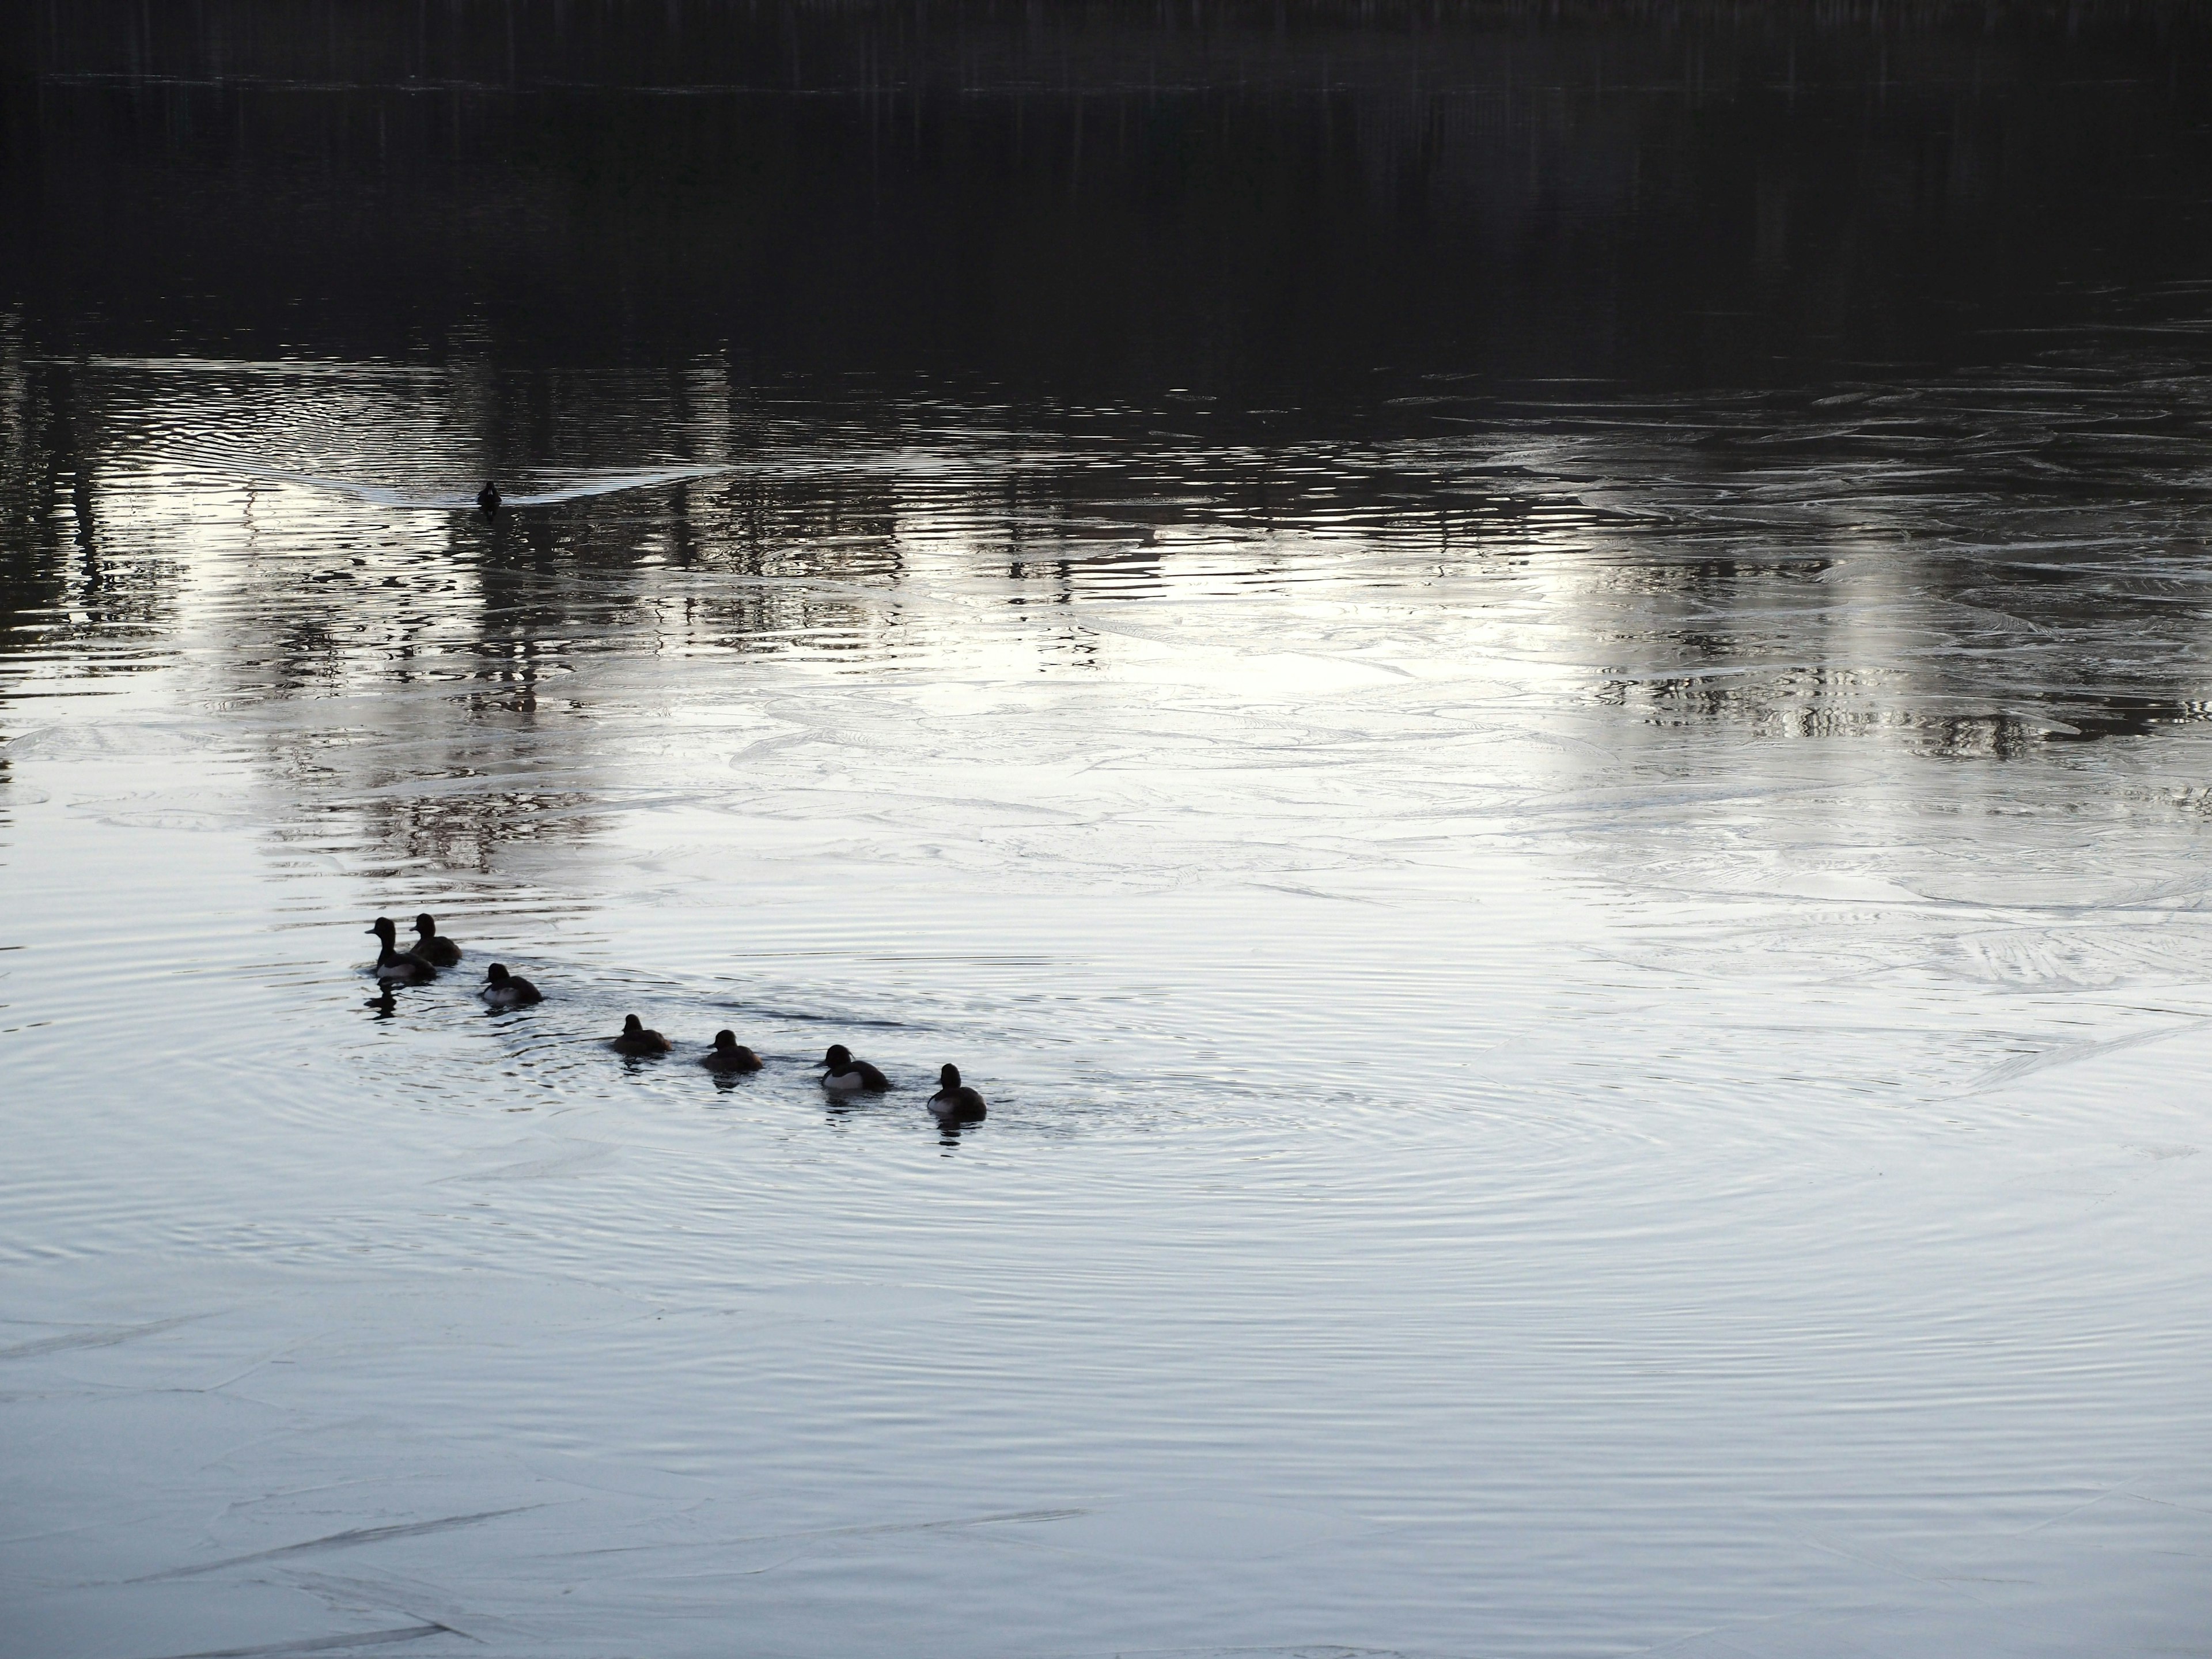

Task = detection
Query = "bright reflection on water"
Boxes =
[6,6,2212,1651]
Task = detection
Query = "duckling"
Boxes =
[612,1014,671,1056]
[366,916,436,984]
[478,480,501,516]
[820,1043,890,1093]
[408,912,461,968]
[481,963,543,1009]
[929,1063,988,1121]
[702,1030,763,1073]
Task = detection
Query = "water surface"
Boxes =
[4,9,2212,1658]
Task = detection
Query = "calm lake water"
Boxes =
[5,6,2212,1657]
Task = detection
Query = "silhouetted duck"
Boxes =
[409,912,461,968]
[612,1014,671,1056]
[478,480,500,516]
[929,1063,988,1121]
[701,1030,763,1073]
[820,1044,890,1093]
[367,916,435,984]
[481,963,543,1009]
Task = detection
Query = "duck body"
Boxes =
[702,1031,763,1073]
[481,963,543,1009]
[367,917,436,984]
[409,912,462,968]
[612,1014,672,1056]
[929,1063,988,1121]
[820,1044,890,1093]
[478,480,501,515]
[374,946,433,986]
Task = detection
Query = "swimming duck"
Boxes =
[478,480,501,515]
[701,1030,763,1073]
[481,963,543,1009]
[612,1014,672,1056]
[366,916,436,984]
[820,1044,890,1093]
[408,912,461,968]
[929,1063,988,1120]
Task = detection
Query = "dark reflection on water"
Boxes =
[0,338,177,695]
[6,3,2210,387]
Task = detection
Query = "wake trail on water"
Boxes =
[233,463,736,509]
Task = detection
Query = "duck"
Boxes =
[612,1014,672,1056]
[701,1030,764,1073]
[820,1044,890,1093]
[481,963,543,1009]
[928,1063,988,1121]
[408,912,462,968]
[366,916,436,984]
[478,480,501,515]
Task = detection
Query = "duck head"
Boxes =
[623,1015,646,1037]
[823,1044,852,1069]
[938,1064,963,1090]
[714,1030,739,1052]
[366,917,399,948]
[414,913,440,941]
[486,963,512,986]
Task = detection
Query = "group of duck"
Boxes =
[366,915,988,1121]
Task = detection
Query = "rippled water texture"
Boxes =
[5,7,2212,1658]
